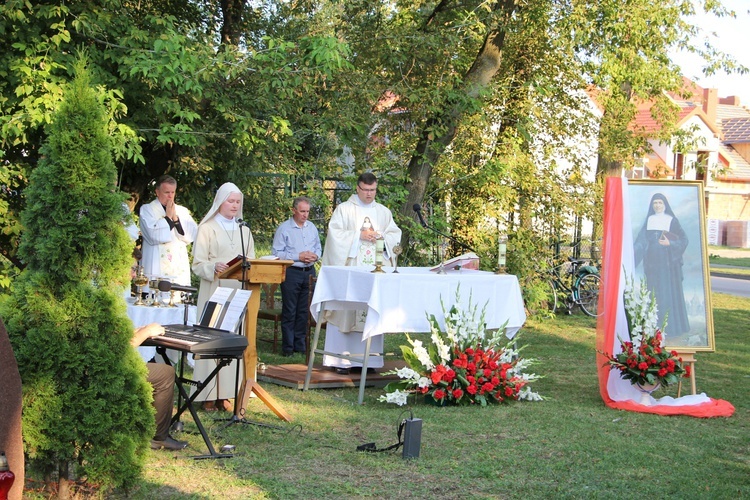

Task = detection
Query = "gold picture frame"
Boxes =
[628,180,715,352]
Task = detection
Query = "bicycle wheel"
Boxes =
[544,280,558,312]
[575,273,601,317]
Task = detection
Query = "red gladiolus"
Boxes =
[453,358,467,369]
[465,348,474,355]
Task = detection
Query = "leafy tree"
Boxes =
[0,59,153,498]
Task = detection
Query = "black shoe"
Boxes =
[151,436,188,450]
[334,367,351,375]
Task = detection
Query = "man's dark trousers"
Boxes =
[280,266,314,354]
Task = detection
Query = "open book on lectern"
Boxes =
[198,287,253,333]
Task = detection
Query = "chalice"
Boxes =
[133,266,149,306]
[392,245,402,273]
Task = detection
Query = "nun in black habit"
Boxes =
[634,192,690,335]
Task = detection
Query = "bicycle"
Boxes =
[546,257,601,317]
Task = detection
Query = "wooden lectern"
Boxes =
[218,258,294,421]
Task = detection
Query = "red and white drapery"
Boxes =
[596,177,734,417]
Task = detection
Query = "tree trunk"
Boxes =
[220,0,247,46]
[57,461,70,500]
[398,0,518,250]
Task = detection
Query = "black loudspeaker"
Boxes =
[402,418,422,459]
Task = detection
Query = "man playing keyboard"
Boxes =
[131,323,188,451]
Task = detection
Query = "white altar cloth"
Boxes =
[306,266,527,403]
[309,266,526,339]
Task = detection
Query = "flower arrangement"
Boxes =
[604,275,689,387]
[379,289,543,406]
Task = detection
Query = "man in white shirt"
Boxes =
[320,173,402,374]
[139,175,198,286]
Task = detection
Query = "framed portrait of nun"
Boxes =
[628,180,715,352]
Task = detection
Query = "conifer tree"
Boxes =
[0,58,154,498]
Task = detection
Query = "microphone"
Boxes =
[236,218,249,227]
[156,280,198,294]
[412,204,428,228]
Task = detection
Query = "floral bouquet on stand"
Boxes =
[379,288,543,407]
[603,276,689,395]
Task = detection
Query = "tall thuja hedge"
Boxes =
[0,61,154,495]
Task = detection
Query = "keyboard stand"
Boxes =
[155,346,238,459]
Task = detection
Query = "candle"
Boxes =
[498,236,507,269]
[376,237,384,264]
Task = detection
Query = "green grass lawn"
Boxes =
[25,294,750,499]
[708,247,750,278]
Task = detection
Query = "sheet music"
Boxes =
[207,287,234,305]
[218,289,252,332]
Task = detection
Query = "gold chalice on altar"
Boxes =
[392,245,402,273]
[133,266,149,306]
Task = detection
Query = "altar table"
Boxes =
[304,266,527,404]
[126,297,197,362]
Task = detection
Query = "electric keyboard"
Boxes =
[146,324,247,358]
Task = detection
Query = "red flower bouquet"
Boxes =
[379,288,543,406]
[604,276,688,387]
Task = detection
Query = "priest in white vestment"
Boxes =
[191,182,255,409]
[321,173,402,373]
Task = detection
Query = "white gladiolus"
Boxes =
[410,339,434,370]
[417,377,430,388]
[395,366,419,381]
[517,386,544,401]
[378,390,409,406]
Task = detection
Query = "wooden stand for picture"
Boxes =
[676,352,697,397]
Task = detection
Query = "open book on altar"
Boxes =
[199,287,252,333]
[429,252,480,272]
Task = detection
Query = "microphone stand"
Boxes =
[414,207,477,258]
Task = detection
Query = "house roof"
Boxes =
[721,117,750,144]
[631,100,720,136]
[717,143,750,181]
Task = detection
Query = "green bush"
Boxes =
[1,58,153,495]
